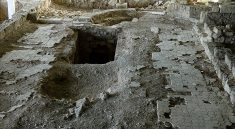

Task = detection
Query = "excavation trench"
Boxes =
[41,27,119,99]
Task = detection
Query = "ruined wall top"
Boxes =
[171,0,233,4]
[52,0,158,9]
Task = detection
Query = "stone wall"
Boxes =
[167,3,210,20]
[204,12,235,26]
[52,0,157,9]
[0,0,51,40]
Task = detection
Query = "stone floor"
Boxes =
[0,8,234,129]
[152,16,235,129]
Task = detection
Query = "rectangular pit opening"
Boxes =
[74,30,117,64]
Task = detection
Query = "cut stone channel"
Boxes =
[74,30,117,64]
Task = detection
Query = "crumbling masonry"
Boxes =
[0,0,235,129]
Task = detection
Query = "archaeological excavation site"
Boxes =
[1,0,235,128]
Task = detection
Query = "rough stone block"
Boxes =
[225,31,234,37]
[224,78,232,93]
[204,23,212,36]
[232,65,235,77]
[215,47,225,60]
[229,82,235,101]
[167,3,190,18]
[205,12,235,26]
[132,18,138,22]
[108,0,118,6]
[213,26,222,35]
[151,27,160,34]
[74,98,90,117]
[115,3,128,8]
[199,11,207,23]
[220,4,235,13]
[225,50,233,70]
[119,0,126,4]
[189,5,210,20]
[211,5,220,12]
[213,36,225,43]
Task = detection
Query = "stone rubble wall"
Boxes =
[167,2,235,104]
[203,12,235,26]
[192,7,235,103]
[167,2,235,21]
[167,3,210,20]
[211,25,235,44]
[201,11,235,44]
[52,0,157,9]
[0,0,51,40]
[195,24,235,104]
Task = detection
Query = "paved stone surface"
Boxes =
[0,25,71,85]
[153,16,235,129]
[0,24,73,127]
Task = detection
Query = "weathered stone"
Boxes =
[225,50,233,70]
[98,92,109,100]
[213,26,222,35]
[225,31,234,37]
[0,114,5,120]
[213,36,225,43]
[132,18,138,22]
[151,27,160,34]
[74,98,90,117]
[136,65,145,70]
[108,0,118,6]
[211,5,220,12]
[225,24,232,30]
[115,3,128,9]
[220,4,235,13]
[119,0,126,4]
[129,81,141,87]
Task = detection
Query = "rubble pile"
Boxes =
[212,25,235,44]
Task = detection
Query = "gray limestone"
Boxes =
[154,15,234,129]
[0,1,235,129]
[74,98,90,117]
